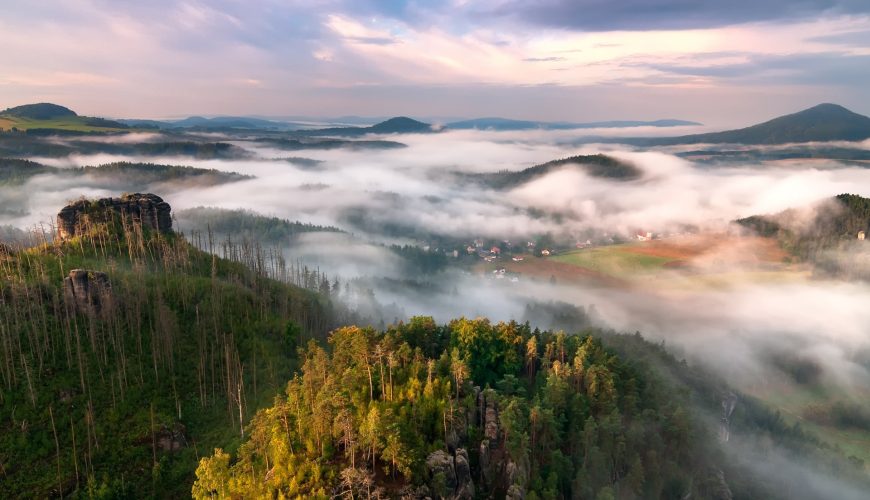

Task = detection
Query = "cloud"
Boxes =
[490,0,870,31]
[1,1,869,121]
[640,51,870,86]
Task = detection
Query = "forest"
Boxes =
[1,196,868,499]
[192,317,706,499]
[193,313,870,499]
[0,201,360,497]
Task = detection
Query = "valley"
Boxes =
[2,101,870,499]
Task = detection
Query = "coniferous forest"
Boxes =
[2,197,867,498]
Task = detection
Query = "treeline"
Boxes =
[0,133,251,159]
[0,210,354,497]
[193,317,718,499]
[177,207,343,247]
[737,193,870,256]
[466,154,642,190]
[0,157,54,185]
[0,159,249,189]
[389,244,450,275]
[737,194,870,278]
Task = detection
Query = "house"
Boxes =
[636,231,652,242]
[541,249,551,256]
[512,256,524,262]
[859,231,866,241]
[490,246,501,255]
[466,245,476,254]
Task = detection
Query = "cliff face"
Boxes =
[63,269,112,315]
[57,193,172,239]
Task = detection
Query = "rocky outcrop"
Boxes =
[57,193,172,239]
[63,269,112,314]
[477,389,500,489]
[155,423,188,452]
[424,448,475,500]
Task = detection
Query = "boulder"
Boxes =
[63,269,112,314]
[57,193,172,239]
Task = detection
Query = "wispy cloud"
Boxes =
[0,1,868,120]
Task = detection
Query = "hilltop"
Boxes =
[0,102,128,133]
[2,103,77,119]
[465,153,642,189]
[296,116,434,136]
[644,103,870,145]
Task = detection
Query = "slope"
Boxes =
[646,103,870,145]
[0,103,129,133]
[0,195,341,497]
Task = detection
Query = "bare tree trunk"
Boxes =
[49,405,62,497]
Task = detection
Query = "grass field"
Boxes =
[543,234,803,287]
[552,245,674,278]
[480,234,805,288]
[0,115,127,132]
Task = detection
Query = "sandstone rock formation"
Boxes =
[63,269,112,314]
[424,448,475,500]
[57,193,172,239]
[155,423,188,452]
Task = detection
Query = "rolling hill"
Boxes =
[466,153,642,189]
[295,116,435,136]
[0,102,128,132]
[644,103,870,145]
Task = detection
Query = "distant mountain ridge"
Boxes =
[120,115,298,130]
[446,117,700,131]
[643,103,870,145]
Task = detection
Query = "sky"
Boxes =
[1,0,870,124]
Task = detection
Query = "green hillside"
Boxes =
[0,103,128,132]
[192,316,870,499]
[2,194,868,499]
[737,193,870,256]
[0,199,341,497]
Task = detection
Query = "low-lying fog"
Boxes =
[5,127,870,405]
